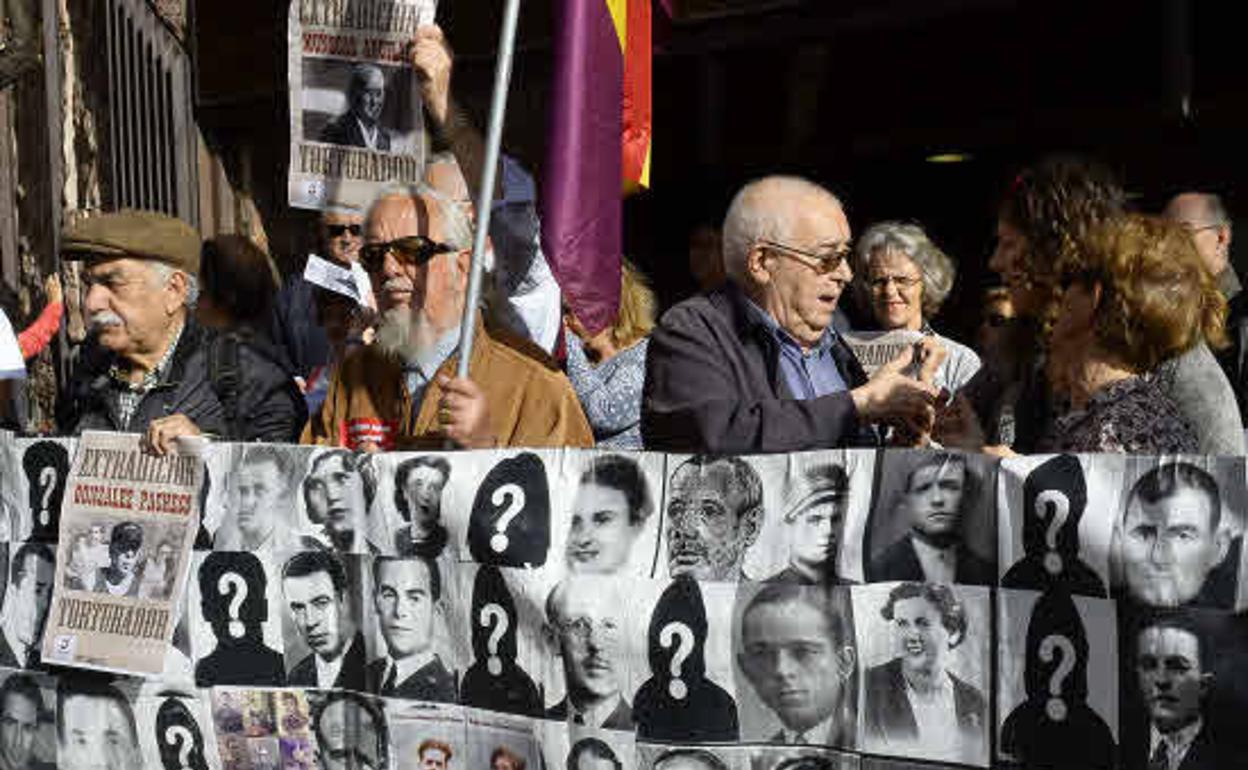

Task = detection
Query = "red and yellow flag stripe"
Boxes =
[609,0,652,191]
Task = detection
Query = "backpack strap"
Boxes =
[209,332,242,439]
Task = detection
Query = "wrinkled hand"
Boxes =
[411,24,452,126]
[143,413,202,456]
[914,336,947,385]
[436,374,496,449]
[933,392,987,451]
[850,346,940,436]
[44,272,63,305]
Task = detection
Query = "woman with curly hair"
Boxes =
[940,155,1243,454]
[1042,215,1222,452]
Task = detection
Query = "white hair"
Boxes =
[853,221,956,317]
[149,261,199,309]
[721,176,843,284]
[366,181,475,253]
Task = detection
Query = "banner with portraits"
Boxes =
[3,436,1248,770]
[287,0,436,211]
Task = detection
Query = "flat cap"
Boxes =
[61,210,201,274]
[783,463,849,522]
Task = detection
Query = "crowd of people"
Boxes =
[0,22,1244,461]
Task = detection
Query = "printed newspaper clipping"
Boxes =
[288,0,437,210]
[41,431,200,675]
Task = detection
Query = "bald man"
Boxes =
[643,175,942,453]
[302,184,591,450]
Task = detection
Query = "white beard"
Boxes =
[375,306,430,363]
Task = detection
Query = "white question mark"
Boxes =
[659,621,695,700]
[217,572,248,639]
[37,466,57,526]
[164,725,194,770]
[479,603,509,676]
[1035,490,1070,576]
[489,483,527,553]
[1039,634,1076,722]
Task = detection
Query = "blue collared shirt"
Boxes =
[403,328,463,407]
[743,299,848,399]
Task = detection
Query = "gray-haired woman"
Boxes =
[854,221,981,394]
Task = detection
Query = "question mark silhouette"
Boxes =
[1039,634,1076,722]
[659,621,695,700]
[489,483,527,553]
[164,725,194,770]
[217,572,248,639]
[1035,490,1070,575]
[37,466,57,526]
[479,603,509,676]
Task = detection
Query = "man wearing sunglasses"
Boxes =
[643,175,944,454]
[302,183,592,450]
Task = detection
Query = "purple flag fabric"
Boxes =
[540,0,623,336]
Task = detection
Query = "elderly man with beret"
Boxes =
[57,210,305,451]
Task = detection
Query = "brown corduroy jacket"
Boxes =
[302,318,594,450]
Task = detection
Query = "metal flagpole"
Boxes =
[456,0,522,378]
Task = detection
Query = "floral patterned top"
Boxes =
[1044,375,1198,454]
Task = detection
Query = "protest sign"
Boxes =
[287,0,437,211]
[841,329,925,377]
[40,431,201,675]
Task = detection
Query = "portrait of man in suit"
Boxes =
[0,543,53,669]
[281,551,366,690]
[545,577,632,729]
[365,556,456,701]
[0,673,53,770]
[392,456,451,558]
[869,453,994,586]
[1117,463,1235,609]
[766,463,849,584]
[666,456,763,581]
[319,63,393,151]
[737,584,857,746]
[220,446,297,553]
[863,582,987,763]
[1132,614,1229,770]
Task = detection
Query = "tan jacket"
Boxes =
[302,319,594,450]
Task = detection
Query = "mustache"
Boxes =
[89,311,124,329]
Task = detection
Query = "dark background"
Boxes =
[193,0,1247,343]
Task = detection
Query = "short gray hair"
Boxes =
[721,176,843,285]
[149,261,199,309]
[366,181,474,252]
[853,221,955,317]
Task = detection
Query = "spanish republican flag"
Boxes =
[541,0,653,335]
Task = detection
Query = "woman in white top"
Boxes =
[853,222,981,394]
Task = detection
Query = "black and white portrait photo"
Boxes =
[864,452,996,587]
[635,576,739,742]
[563,736,629,770]
[562,453,661,576]
[460,565,542,716]
[190,551,286,687]
[212,446,305,554]
[0,541,53,669]
[544,576,632,729]
[279,550,367,690]
[302,449,379,554]
[308,691,390,770]
[364,555,457,701]
[1111,459,1245,610]
[392,455,451,558]
[62,519,185,600]
[854,582,990,766]
[641,746,739,770]
[1119,608,1248,769]
[765,463,850,585]
[998,588,1117,768]
[0,671,55,770]
[733,583,857,748]
[302,59,421,155]
[747,747,859,770]
[1000,454,1111,596]
[663,455,763,581]
[56,677,143,770]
